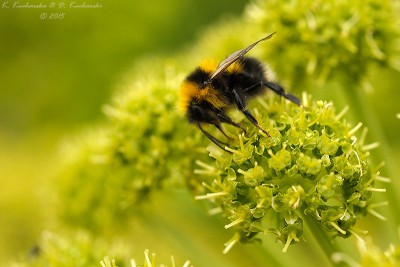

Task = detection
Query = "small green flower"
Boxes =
[297,153,322,177]
[267,145,292,172]
[317,173,343,199]
[194,94,385,252]
[238,162,267,187]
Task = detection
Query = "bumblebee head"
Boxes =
[187,101,233,150]
[187,101,220,125]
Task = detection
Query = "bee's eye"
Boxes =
[200,80,210,89]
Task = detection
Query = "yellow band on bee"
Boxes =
[199,59,218,73]
[178,80,229,113]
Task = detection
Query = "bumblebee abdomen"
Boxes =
[240,57,266,78]
[223,57,267,97]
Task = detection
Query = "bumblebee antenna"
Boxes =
[210,32,277,80]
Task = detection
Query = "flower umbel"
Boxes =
[195,94,385,252]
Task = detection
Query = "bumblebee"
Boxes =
[179,32,300,149]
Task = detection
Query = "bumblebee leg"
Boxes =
[263,81,301,106]
[198,123,228,150]
[214,123,233,140]
[217,113,247,134]
[233,89,270,137]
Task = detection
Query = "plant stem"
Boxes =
[303,215,347,267]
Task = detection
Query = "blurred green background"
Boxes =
[2,0,400,266]
[0,0,248,263]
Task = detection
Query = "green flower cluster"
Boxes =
[57,66,206,231]
[246,0,400,87]
[195,95,384,252]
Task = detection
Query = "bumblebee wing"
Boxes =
[210,32,276,80]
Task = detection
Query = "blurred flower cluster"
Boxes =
[57,67,206,231]
[17,231,110,267]
[247,0,400,87]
